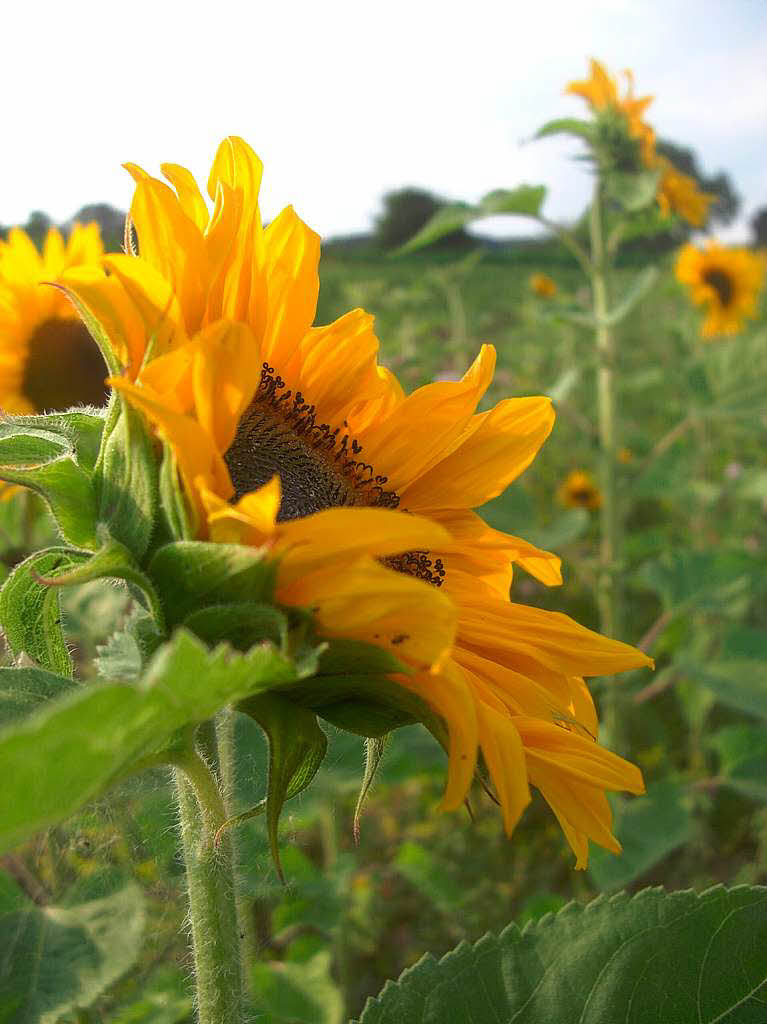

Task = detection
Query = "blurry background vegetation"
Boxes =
[2,132,767,1023]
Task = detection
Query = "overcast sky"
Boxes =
[3,0,766,242]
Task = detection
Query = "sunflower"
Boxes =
[61,137,652,867]
[529,273,557,298]
[675,241,766,338]
[567,59,713,227]
[558,469,602,510]
[0,224,109,414]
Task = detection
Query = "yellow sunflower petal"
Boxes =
[403,395,555,510]
[202,477,280,547]
[161,162,210,232]
[191,320,262,454]
[105,254,188,358]
[476,701,531,835]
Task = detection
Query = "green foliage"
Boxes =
[0,548,90,674]
[148,541,278,627]
[0,629,320,852]
[0,883,145,1024]
[356,886,767,1023]
[0,665,75,727]
[239,693,328,880]
[374,188,471,251]
[251,951,344,1024]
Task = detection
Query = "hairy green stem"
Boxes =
[172,742,244,1024]
[589,184,623,748]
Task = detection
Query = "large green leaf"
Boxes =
[0,883,145,1024]
[479,185,546,218]
[0,410,105,474]
[0,548,90,675]
[679,659,767,721]
[0,629,318,853]
[0,665,76,728]
[396,202,479,254]
[711,725,767,801]
[606,168,661,212]
[355,885,767,1023]
[148,541,278,626]
[605,266,659,326]
[588,781,694,891]
[536,117,596,143]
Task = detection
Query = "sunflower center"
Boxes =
[702,268,734,308]
[22,318,108,412]
[571,488,594,504]
[225,363,400,521]
[224,364,446,588]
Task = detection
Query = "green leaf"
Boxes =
[711,725,767,801]
[479,185,547,217]
[536,117,596,143]
[251,950,344,1024]
[0,883,145,1024]
[148,541,277,626]
[239,693,328,880]
[0,629,318,853]
[0,410,105,474]
[0,548,90,675]
[678,659,767,721]
[110,966,193,1024]
[0,432,98,548]
[0,665,76,728]
[588,781,694,891]
[355,885,767,1024]
[95,607,164,682]
[605,266,659,326]
[397,203,478,254]
[606,168,661,212]
[184,602,288,650]
[637,550,752,615]
[95,402,159,560]
[395,840,463,915]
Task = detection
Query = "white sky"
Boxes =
[3,0,766,242]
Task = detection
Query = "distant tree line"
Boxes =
[0,204,126,251]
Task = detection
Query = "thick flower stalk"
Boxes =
[62,137,652,872]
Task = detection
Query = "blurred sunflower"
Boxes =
[675,241,766,338]
[529,273,557,298]
[0,224,109,414]
[558,469,602,510]
[567,59,713,227]
[62,137,651,867]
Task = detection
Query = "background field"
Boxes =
[3,240,767,1022]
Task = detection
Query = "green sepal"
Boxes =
[0,665,76,729]
[354,735,388,843]
[536,116,597,143]
[238,692,328,881]
[0,421,98,548]
[0,547,90,675]
[0,628,322,853]
[605,167,661,212]
[1,408,105,473]
[31,531,165,632]
[148,541,278,627]
[278,639,439,740]
[183,602,288,651]
[93,398,159,561]
[158,441,195,541]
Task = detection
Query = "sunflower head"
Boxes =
[0,224,109,413]
[529,273,557,298]
[558,469,603,509]
[675,241,766,338]
[60,137,653,869]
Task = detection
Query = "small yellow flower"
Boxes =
[675,241,766,338]
[529,273,557,298]
[0,224,108,413]
[63,138,651,867]
[558,469,603,509]
[567,59,713,228]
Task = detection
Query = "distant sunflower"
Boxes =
[675,241,766,338]
[558,469,602,510]
[529,273,557,298]
[0,224,109,413]
[567,59,713,227]
[62,138,651,867]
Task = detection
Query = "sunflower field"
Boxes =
[0,58,766,1024]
